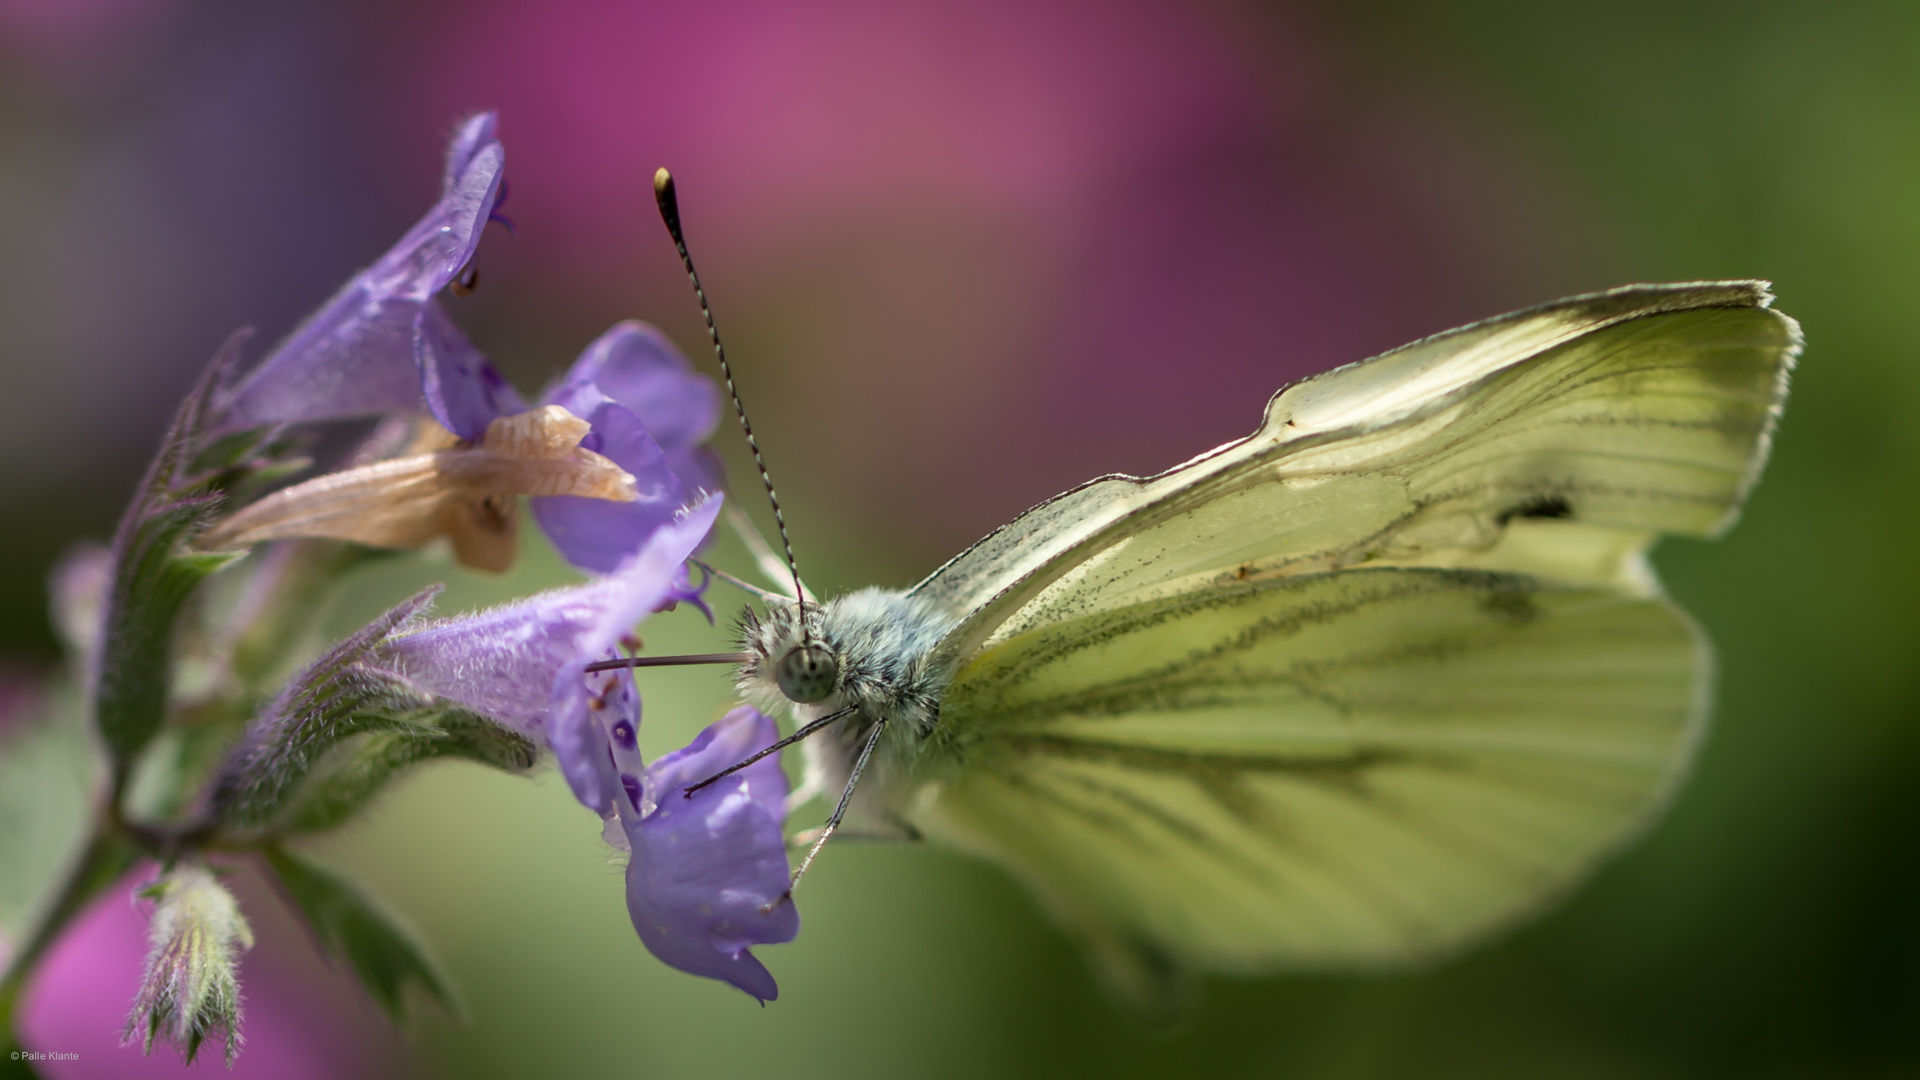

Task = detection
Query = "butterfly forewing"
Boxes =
[982,303,1791,645]
[912,283,1794,656]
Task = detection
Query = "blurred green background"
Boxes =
[3,0,1918,1075]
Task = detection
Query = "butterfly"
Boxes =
[690,276,1799,1019]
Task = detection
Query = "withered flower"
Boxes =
[200,405,636,572]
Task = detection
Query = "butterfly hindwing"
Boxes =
[916,569,1704,971]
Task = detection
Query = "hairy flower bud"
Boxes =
[122,864,255,1066]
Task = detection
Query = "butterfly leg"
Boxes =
[683,704,856,797]
[767,717,888,910]
[786,817,921,846]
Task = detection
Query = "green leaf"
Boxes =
[261,847,456,1024]
[274,710,538,835]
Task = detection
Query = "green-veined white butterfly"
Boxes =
[644,171,1797,1020]
[688,276,1798,1018]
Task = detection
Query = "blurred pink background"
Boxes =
[0,0,1584,600]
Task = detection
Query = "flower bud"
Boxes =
[122,863,254,1066]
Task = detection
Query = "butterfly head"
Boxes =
[739,598,842,711]
[775,642,838,703]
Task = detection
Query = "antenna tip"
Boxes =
[653,168,681,230]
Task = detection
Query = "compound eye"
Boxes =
[775,645,839,704]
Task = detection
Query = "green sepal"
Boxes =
[212,452,313,510]
[208,587,446,829]
[261,846,458,1024]
[274,710,538,835]
[95,496,245,780]
[184,424,277,489]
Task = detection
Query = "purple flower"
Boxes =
[199,404,642,575]
[206,320,723,575]
[372,495,721,811]
[363,495,799,997]
[199,112,724,573]
[619,706,798,1002]
[529,322,724,572]
[214,113,519,435]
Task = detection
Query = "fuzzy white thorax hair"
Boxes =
[737,586,957,824]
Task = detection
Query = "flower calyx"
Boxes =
[122,862,254,1066]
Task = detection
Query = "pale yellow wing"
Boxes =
[894,281,1796,1011]
[911,281,1796,655]
[909,569,1704,996]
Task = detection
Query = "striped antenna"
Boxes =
[653,168,808,639]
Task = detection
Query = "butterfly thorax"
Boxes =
[737,587,958,744]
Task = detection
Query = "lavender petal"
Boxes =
[417,300,526,440]
[371,497,721,753]
[213,115,508,433]
[442,113,499,195]
[624,707,797,1001]
[556,321,721,451]
[532,384,691,574]
[664,444,726,502]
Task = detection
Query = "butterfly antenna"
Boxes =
[583,652,752,673]
[654,168,809,641]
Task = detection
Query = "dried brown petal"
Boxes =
[199,405,635,571]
